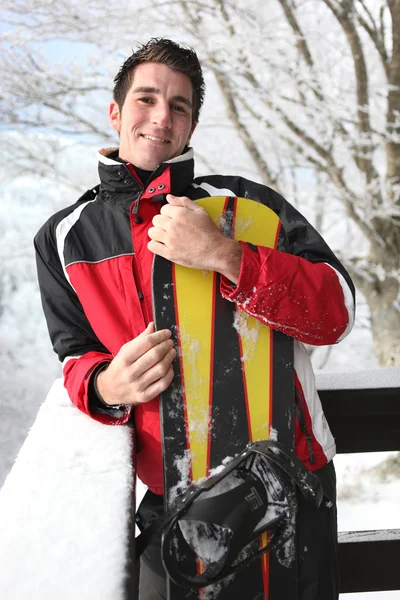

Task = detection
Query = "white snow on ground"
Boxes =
[336,451,400,600]
[0,379,135,600]
[336,452,400,532]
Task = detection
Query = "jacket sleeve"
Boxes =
[219,188,355,346]
[34,219,131,425]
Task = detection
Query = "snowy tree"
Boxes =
[1,0,399,365]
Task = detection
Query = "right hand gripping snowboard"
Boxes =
[153,196,307,600]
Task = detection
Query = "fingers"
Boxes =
[152,213,170,229]
[141,365,175,404]
[162,194,196,214]
[148,226,166,244]
[142,321,155,334]
[120,326,172,364]
[147,239,169,258]
[148,214,170,245]
[137,345,177,395]
[135,337,175,375]
[165,193,193,208]
[95,323,177,407]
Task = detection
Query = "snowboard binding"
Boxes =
[161,440,323,588]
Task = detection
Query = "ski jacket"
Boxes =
[34,148,355,495]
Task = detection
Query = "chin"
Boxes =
[140,162,158,170]
[145,155,172,170]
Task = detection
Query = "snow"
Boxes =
[200,572,236,600]
[270,427,278,442]
[336,451,400,599]
[343,594,400,600]
[1,379,399,600]
[234,217,255,238]
[196,469,244,500]
[168,449,192,505]
[232,309,261,362]
[179,519,230,565]
[0,379,134,600]
[1,3,399,597]
[316,368,400,390]
[339,530,400,543]
[336,452,400,533]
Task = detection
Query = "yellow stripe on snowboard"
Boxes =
[231,199,280,443]
[173,197,227,483]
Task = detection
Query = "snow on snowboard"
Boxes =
[152,196,322,600]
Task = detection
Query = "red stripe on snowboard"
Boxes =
[206,271,218,478]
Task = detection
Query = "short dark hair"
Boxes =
[113,38,205,123]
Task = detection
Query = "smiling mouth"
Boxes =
[142,134,170,143]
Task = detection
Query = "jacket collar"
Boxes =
[97,147,195,206]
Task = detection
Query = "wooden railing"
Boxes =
[318,369,400,594]
[0,371,399,599]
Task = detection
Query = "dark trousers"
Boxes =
[136,461,339,600]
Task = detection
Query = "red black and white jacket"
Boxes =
[34,147,355,495]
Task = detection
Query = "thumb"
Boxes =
[141,322,155,335]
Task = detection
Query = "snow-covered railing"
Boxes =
[317,368,400,594]
[0,379,136,600]
[1,370,399,598]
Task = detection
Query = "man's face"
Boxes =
[109,62,197,170]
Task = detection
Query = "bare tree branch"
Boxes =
[180,0,279,187]
[237,95,326,171]
[279,0,316,71]
[213,72,279,189]
[322,0,378,184]
[356,0,390,77]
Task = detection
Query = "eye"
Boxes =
[172,104,188,114]
[138,97,154,104]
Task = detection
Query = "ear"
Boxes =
[187,121,197,145]
[109,101,121,132]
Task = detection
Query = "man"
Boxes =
[35,38,355,600]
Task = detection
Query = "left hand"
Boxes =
[147,194,240,275]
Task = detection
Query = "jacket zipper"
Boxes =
[132,191,143,215]
[295,388,315,465]
[130,188,153,325]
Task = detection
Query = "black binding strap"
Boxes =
[135,440,322,568]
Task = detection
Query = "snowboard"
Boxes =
[152,196,297,600]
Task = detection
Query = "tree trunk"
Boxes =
[364,277,400,367]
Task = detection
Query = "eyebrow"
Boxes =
[132,86,193,109]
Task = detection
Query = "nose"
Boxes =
[152,102,172,129]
